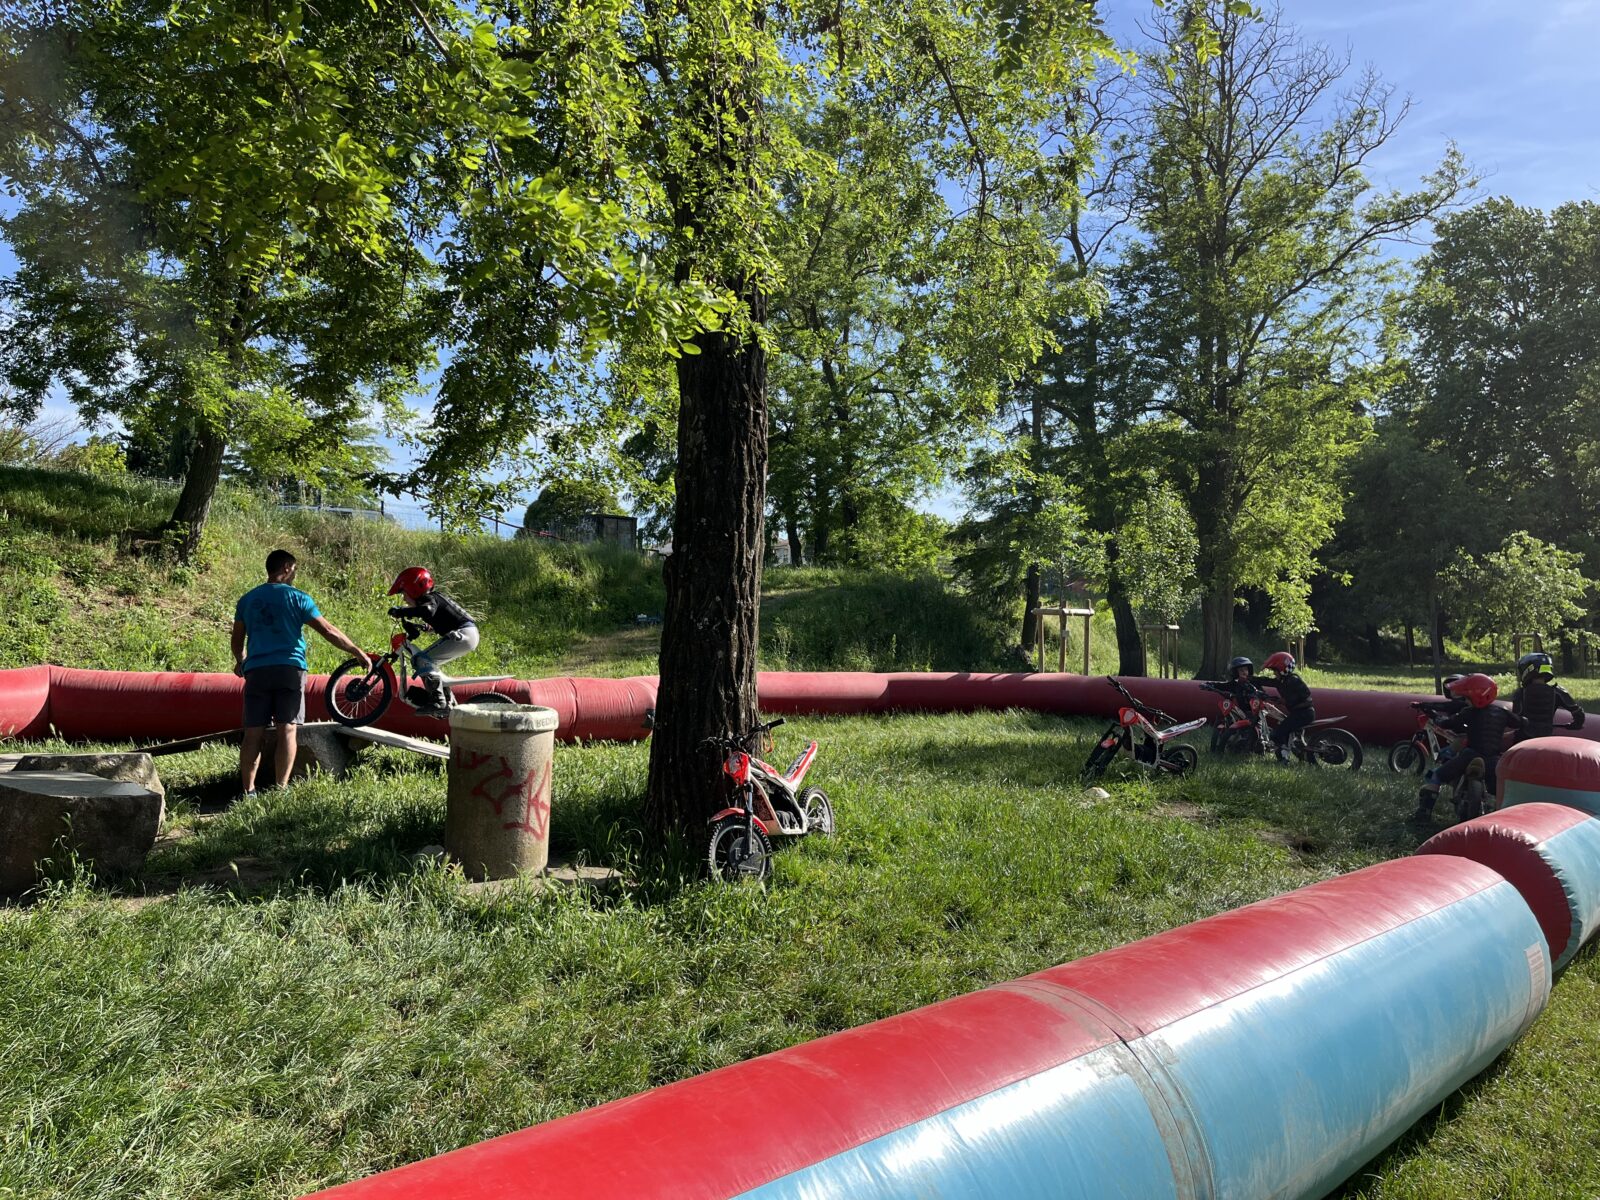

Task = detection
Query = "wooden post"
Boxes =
[1030,607,1096,674]
[1140,624,1180,679]
[1511,632,1544,663]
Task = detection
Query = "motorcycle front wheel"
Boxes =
[1388,739,1426,774]
[326,659,393,728]
[1080,737,1119,782]
[707,816,773,882]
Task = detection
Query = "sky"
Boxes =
[5,1,1599,529]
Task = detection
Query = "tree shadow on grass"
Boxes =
[116,748,648,902]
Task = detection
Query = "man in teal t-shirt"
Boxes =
[231,549,367,797]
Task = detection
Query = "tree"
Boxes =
[1399,199,1600,565]
[1325,421,1472,687]
[520,479,623,540]
[0,1,455,557]
[1119,2,1469,676]
[634,1,1112,832]
[1445,532,1591,654]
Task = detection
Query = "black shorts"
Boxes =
[242,665,307,728]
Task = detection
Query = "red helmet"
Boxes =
[1263,651,1296,674]
[1455,673,1499,709]
[388,566,434,600]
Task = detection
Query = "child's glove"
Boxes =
[387,606,404,618]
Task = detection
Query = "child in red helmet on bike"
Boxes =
[386,566,479,715]
[1262,651,1314,763]
[1412,673,1523,825]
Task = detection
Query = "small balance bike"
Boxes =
[325,619,516,728]
[706,717,833,882]
[1080,677,1206,781]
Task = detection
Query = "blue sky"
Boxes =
[6,1,1598,527]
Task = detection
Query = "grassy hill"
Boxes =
[0,466,1013,678]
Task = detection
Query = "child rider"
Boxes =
[386,566,480,717]
[1510,652,1585,742]
[1262,651,1314,764]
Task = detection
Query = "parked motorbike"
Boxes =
[1080,678,1206,782]
[705,717,833,882]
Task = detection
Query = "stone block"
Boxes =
[260,723,361,781]
[0,771,165,892]
[13,752,165,803]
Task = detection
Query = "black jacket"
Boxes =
[389,590,476,635]
[1268,673,1314,712]
[1510,679,1585,739]
[1443,704,1523,758]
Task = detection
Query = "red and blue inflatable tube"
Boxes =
[1420,802,1600,973]
[11,665,1593,749]
[1497,736,1600,815]
[303,857,1548,1200]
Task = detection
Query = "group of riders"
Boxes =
[1211,650,1585,823]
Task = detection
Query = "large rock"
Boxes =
[260,723,362,781]
[12,752,165,802]
[0,771,165,892]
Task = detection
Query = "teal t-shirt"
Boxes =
[235,583,322,672]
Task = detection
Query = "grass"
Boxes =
[3,714,1599,1199]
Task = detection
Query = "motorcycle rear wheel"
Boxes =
[1306,728,1363,771]
[1160,744,1199,775]
[799,786,835,835]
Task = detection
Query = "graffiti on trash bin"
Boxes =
[453,748,553,837]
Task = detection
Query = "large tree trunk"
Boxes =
[1021,563,1041,650]
[1198,578,1234,679]
[1104,540,1146,676]
[1364,623,1383,660]
[161,423,226,562]
[784,512,803,568]
[645,294,768,836]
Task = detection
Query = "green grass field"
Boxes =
[5,465,1600,1199]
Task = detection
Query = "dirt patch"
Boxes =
[556,624,661,675]
[1154,800,1217,826]
[1255,828,1322,856]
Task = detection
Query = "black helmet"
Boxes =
[1228,656,1254,679]
[1517,651,1555,684]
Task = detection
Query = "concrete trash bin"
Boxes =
[445,703,560,880]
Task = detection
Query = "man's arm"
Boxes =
[308,617,371,668]
[231,621,247,677]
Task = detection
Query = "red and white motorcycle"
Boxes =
[1080,678,1206,781]
[705,717,833,882]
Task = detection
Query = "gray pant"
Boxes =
[414,624,479,686]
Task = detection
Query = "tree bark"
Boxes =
[645,292,768,836]
[1405,623,1415,668]
[784,512,804,568]
[1104,540,1146,676]
[161,423,226,562]
[1198,577,1234,679]
[1430,594,1445,695]
[1364,623,1382,660]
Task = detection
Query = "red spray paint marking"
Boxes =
[453,747,553,837]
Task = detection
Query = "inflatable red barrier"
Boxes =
[4,665,1595,749]
[304,856,1549,1200]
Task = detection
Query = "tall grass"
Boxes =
[1,713,1596,1199]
